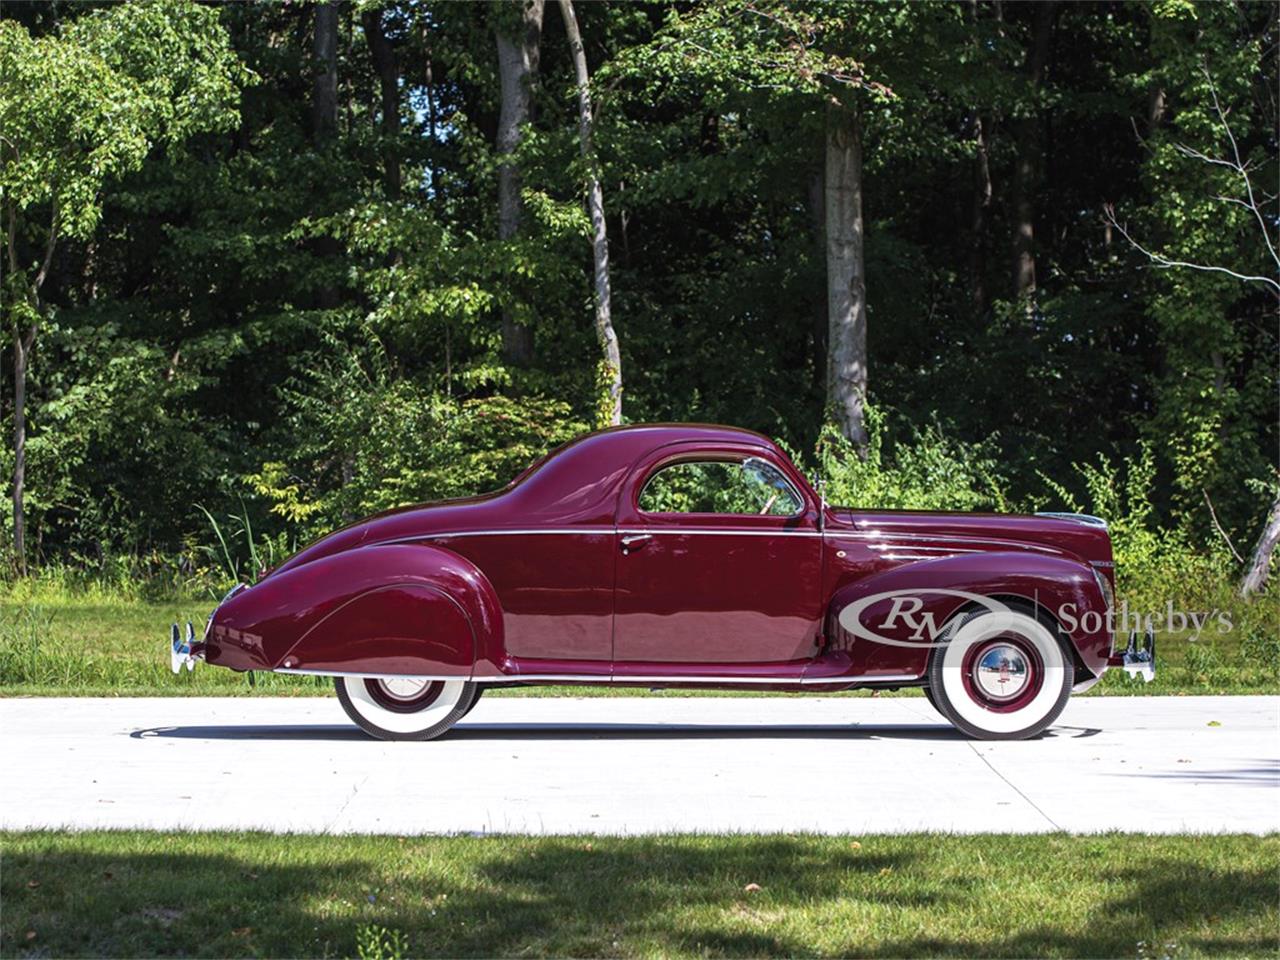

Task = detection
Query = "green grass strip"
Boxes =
[2,831,1277,958]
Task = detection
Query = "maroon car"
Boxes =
[171,424,1154,740]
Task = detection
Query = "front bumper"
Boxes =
[1107,626,1156,682]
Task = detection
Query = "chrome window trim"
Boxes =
[636,456,806,520]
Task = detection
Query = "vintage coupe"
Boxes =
[171,424,1153,740]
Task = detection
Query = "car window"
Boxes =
[638,457,803,517]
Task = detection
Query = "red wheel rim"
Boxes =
[364,678,445,714]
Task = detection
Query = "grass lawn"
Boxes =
[1,590,1276,698]
[2,832,1277,959]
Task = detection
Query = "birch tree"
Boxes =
[559,0,622,426]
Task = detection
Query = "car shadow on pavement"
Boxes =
[127,722,1100,742]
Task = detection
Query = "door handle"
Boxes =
[621,534,651,553]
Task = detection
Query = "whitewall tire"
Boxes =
[335,676,477,741]
[927,605,1073,740]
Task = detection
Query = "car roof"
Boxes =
[522,423,777,477]
[508,423,786,506]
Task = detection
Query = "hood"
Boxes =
[830,507,1114,567]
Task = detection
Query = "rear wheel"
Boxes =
[927,604,1073,740]
[336,676,477,741]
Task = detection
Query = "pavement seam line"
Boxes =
[325,773,369,833]
[965,741,1063,830]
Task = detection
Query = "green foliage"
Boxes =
[638,459,802,516]
[1039,443,1162,574]
[808,408,1006,512]
[0,0,1274,598]
[354,925,409,960]
[198,502,294,588]
[0,0,247,239]
[0,603,52,688]
[244,337,588,539]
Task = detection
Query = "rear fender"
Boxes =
[205,544,505,678]
[827,552,1110,679]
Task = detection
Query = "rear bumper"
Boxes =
[1106,626,1156,682]
[169,584,248,674]
[169,622,204,674]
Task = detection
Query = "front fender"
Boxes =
[827,551,1111,679]
[205,543,505,678]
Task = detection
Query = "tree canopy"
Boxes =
[0,0,1275,584]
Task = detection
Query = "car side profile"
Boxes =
[171,424,1154,740]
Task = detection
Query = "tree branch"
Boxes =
[1202,64,1280,273]
[32,200,59,298]
[1203,489,1244,564]
[1103,204,1280,294]
[5,201,16,280]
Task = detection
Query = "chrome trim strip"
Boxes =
[880,554,959,561]
[616,528,823,538]
[849,531,1058,553]
[275,667,474,681]
[867,544,980,553]
[275,667,920,685]
[502,674,611,682]
[511,672,921,685]
[1036,511,1109,529]
[428,528,614,537]
[416,527,826,541]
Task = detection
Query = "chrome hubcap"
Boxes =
[377,677,431,701]
[972,644,1030,701]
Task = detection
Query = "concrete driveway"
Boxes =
[2,695,1276,835]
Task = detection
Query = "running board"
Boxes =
[273,667,920,685]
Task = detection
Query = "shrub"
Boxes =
[799,407,1006,512]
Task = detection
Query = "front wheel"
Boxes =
[336,676,478,741]
[926,605,1073,740]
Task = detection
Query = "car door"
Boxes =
[612,444,824,664]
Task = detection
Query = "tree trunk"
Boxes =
[311,2,342,308]
[970,112,992,313]
[1010,1,1056,308]
[495,0,546,367]
[967,1,992,314]
[808,170,827,396]
[11,327,32,577]
[311,2,340,142]
[559,0,621,426]
[1240,489,1280,597]
[420,16,439,203]
[824,101,869,454]
[7,200,54,578]
[362,7,400,199]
